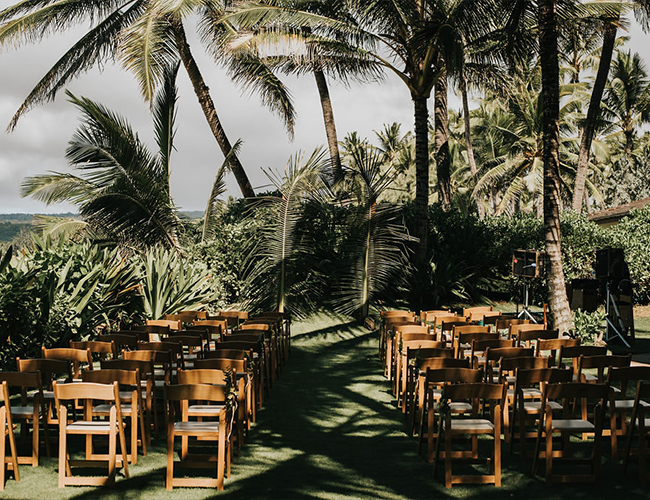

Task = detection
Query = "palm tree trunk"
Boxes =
[434,72,452,211]
[171,19,255,198]
[572,16,618,212]
[460,70,484,219]
[413,92,430,281]
[539,0,573,334]
[313,66,343,180]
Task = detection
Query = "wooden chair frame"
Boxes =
[0,381,19,490]
[53,381,129,487]
[433,382,506,488]
[165,384,231,490]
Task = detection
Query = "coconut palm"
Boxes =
[334,145,413,319]
[21,62,183,250]
[602,49,650,159]
[226,0,503,289]
[572,1,650,212]
[0,0,297,198]
[243,149,331,316]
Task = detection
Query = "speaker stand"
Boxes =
[517,282,538,323]
[605,281,632,348]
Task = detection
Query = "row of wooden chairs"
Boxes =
[378,311,650,488]
[0,309,291,491]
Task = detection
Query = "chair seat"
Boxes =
[94,404,134,416]
[551,418,594,432]
[508,388,542,398]
[187,404,226,416]
[433,402,472,413]
[174,421,221,433]
[446,418,494,432]
[612,399,650,411]
[523,400,562,412]
[67,421,116,432]
[11,406,37,417]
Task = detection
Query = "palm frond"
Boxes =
[202,138,243,243]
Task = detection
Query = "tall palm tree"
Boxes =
[603,49,650,159]
[0,0,296,198]
[226,0,502,290]
[539,0,573,333]
[21,63,183,249]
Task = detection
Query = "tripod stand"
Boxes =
[517,281,539,323]
[604,280,632,348]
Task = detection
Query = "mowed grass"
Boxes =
[3,311,650,499]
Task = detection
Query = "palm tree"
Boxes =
[334,145,413,319]
[603,50,650,159]
[226,0,502,290]
[0,0,296,198]
[572,1,650,212]
[21,63,183,249]
[243,149,330,315]
[538,0,573,333]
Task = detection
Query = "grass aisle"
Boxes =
[5,313,650,499]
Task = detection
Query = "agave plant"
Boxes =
[21,62,183,250]
[138,246,214,320]
[243,149,331,316]
[334,145,414,319]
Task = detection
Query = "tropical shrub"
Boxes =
[0,236,142,370]
[610,205,650,304]
[572,309,606,345]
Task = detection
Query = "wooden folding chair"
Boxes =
[453,327,495,359]
[82,369,146,464]
[70,340,118,364]
[417,366,482,461]
[536,337,580,365]
[509,367,572,457]
[623,380,650,484]
[97,333,140,352]
[42,347,93,380]
[462,306,493,320]
[483,346,533,382]
[177,368,243,457]
[16,358,72,427]
[0,381,19,490]
[508,322,547,341]
[101,359,154,445]
[165,384,231,490]
[0,372,50,467]
[468,339,515,370]
[514,328,559,348]
[557,345,607,380]
[400,345,451,412]
[606,365,650,458]
[53,381,129,487]
[433,382,506,487]
[532,382,609,483]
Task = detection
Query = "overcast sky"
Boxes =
[1,4,649,214]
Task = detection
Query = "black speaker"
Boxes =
[512,250,546,278]
[568,279,600,312]
[595,248,625,280]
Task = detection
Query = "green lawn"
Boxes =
[3,311,650,499]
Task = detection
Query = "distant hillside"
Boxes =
[0,222,30,242]
[180,211,204,220]
[0,213,77,223]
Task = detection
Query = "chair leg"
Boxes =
[0,410,6,490]
[107,412,116,487]
[166,428,174,490]
[58,407,67,488]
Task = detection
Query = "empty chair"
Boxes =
[623,381,650,484]
[53,380,129,487]
[483,347,534,382]
[16,358,72,426]
[70,340,118,363]
[607,366,650,458]
[145,319,180,332]
[439,318,470,343]
[97,333,140,351]
[536,337,580,365]
[494,317,529,334]
[0,381,19,490]
[531,382,609,483]
[509,367,573,457]
[433,382,506,488]
[508,323,547,341]
[0,372,49,467]
[468,339,515,371]
[420,310,451,325]
[453,326,495,359]
[132,324,171,340]
[400,345,451,412]
[42,347,93,380]
[165,384,232,490]
[418,366,482,461]
[462,306,493,319]
[557,345,607,378]
[82,369,147,465]
[513,328,559,348]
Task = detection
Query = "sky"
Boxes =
[0,5,649,214]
